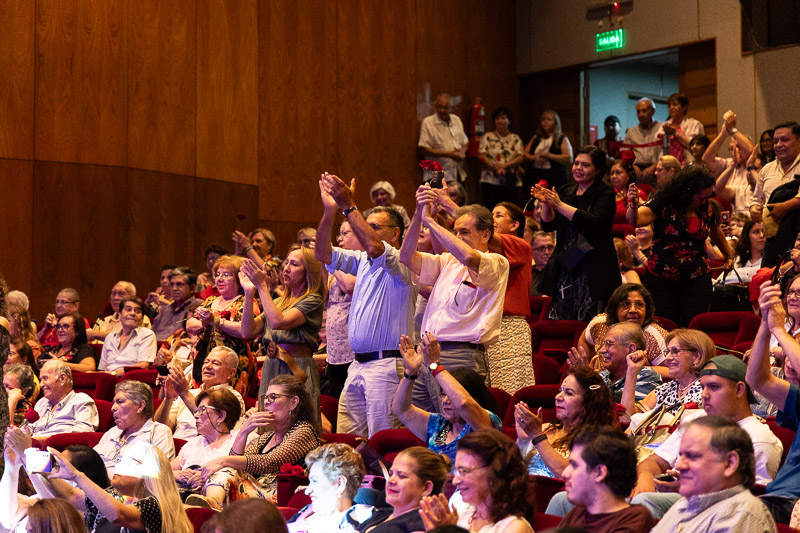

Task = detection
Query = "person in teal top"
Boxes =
[392,333,501,464]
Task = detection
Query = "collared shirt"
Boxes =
[91,313,151,337]
[652,485,777,533]
[168,383,245,440]
[98,326,158,372]
[30,390,99,438]
[94,419,175,476]
[600,367,662,404]
[751,152,800,207]
[624,121,664,166]
[327,244,417,352]
[419,250,509,346]
[151,297,202,341]
[418,113,469,183]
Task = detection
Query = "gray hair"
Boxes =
[637,97,656,111]
[454,204,494,236]
[117,281,137,297]
[59,288,80,303]
[5,363,35,394]
[6,291,29,310]
[210,346,239,372]
[608,322,646,351]
[42,360,73,387]
[115,380,154,419]
[305,443,366,500]
[370,181,396,202]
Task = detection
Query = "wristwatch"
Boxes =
[342,205,358,217]
[403,371,418,381]
[429,362,445,377]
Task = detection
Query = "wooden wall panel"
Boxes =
[128,0,196,176]
[197,0,258,185]
[258,0,338,223]
[0,159,33,300]
[257,219,320,260]
[35,0,127,166]
[193,178,258,267]
[679,40,718,137]
[337,0,418,212]
[0,2,34,159]
[124,168,197,297]
[31,162,127,322]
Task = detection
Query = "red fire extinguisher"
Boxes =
[468,97,484,158]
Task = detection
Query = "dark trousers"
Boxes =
[760,494,798,525]
[325,362,351,400]
[643,270,712,327]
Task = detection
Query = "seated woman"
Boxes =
[36,312,95,372]
[614,238,641,285]
[577,283,669,376]
[196,374,321,509]
[94,380,176,476]
[716,219,765,284]
[356,447,450,533]
[187,255,257,394]
[4,363,37,426]
[98,297,157,376]
[514,367,616,478]
[172,388,241,494]
[622,328,713,421]
[240,248,324,419]
[287,443,374,533]
[48,441,193,533]
[392,333,501,464]
[420,429,534,533]
[366,181,412,231]
[7,303,42,362]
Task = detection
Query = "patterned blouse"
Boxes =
[325,275,356,366]
[653,379,703,414]
[197,294,257,391]
[646,194,718,281]
[84,488,161,533]
[587,313,669,367]
[244,420,320,477]
[479,130,523,186]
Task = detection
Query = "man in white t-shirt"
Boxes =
[418,93,468,184]
[624,98,663,184]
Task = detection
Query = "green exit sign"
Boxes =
[596,29,624,52]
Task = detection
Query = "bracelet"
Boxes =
[431,365,446,377]
[531,433,548,446]
[342,205,358,217]
[243,246,254,253]
[403,372,418,381]
[747,166,757,171]
[229,449,243,456]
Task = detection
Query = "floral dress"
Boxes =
[479,130,523,186]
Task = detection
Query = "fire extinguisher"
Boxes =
[468,97,484,158]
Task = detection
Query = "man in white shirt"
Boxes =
[153,346,244,440]
[623,98,663,184]
[401,186,509,410]
[98,297,157,375]
[29,360,99,439]
[88,280,151,341]
[418,93,468,184]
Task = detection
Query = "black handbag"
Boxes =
[710,268,751,311]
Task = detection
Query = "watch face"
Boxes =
[429,362,439,371]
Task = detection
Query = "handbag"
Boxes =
[631,401,686,461]
[710,268,751,312]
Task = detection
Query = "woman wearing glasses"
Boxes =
[240,247,324,423]
[199,374,321,509]
[172,389,241,497]
[94,380,176,476]
[577,283,669,378]
[36,312,95,372]
[622,328,713,421]
[187,255,257,394]
[420,429,533,533]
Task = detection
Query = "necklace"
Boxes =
[676,380,693,398]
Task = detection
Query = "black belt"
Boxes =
[354,350,402,363]
[439,341,485,352]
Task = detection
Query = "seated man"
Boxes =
[153,346,244,440]
[560,426,655,533]
[36,288,89,349]
[88,281,151,342]
[98,297,158,376]
[28,360,99,439]
[652,416,777,533]
[151,267,202,341]
[629,355,782,519]
[144,264,176,319]
[748,281,800,523]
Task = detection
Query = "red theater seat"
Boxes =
[503,385,561,427]
[367,428,426,465]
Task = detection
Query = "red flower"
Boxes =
[291,465,305,476]
[220,309,232,320]
[537,180,548,188]
[620,150,636,165]
[420,160,443,172]
[280,463,293,473]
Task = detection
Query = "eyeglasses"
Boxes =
[600,339,618,349]
[337,230,353,239]
[261,393,293,405]
[197,405,221,417]
[619,300,646,311]
[368,223,397,232]
[55,324,74,331]
[54,299,76,305]
[453,465,487,478]
[663,347,698,358]
[214,271,234,279]
[787,289,800,298]
[532,245,555,253]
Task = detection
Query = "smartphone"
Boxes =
[156,365,170,376]
[655,473,676,482]
[25,449,54,473]
[721,210,730,225]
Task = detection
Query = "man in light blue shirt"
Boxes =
[316,172,417,437]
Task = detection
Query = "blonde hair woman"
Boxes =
[240,246,325,421]
[654,155,682,188]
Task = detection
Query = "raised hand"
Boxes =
[626,350,648,376]
[567,346,590,369]
[321,173,356,211]
[398,335,422,375]
[627,182,641,207]
[419,332,441,368]
[420,494,459,530]
[240,259,271,292]
[319,174,338,211]
[514,402,544,438]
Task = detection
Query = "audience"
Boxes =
[98,296,157,375]
[298,227,318,249]
[559,426,655,533]
[367,180,412,231]
[716,219,765,284]
[26,498,88,533]
[27,360,98,438]
[650,417,777,533]
[36,312,96,372]
[689,134,711,164]
[479,107,525,208]
[594,114,623,161]
[233,228,281,274]
[37,288,87,349]
[151,267,202,342]
[6,303,42,361]
[653,155,681,189]
[624,98,663,183]
[523,109,574,192]
[418,93,468,184]
[144,264,176,319]
[196,244,229,297]
[705,110,755,215]
[88,281,150,342]
[608,152,644,223]
[662,93,705,165]
[529,230,554,297]
[4,363,37,426]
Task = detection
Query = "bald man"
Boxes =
[88,281,151,341]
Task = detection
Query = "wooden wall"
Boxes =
[0,0,518,321]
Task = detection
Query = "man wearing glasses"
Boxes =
[316,172,417,438]
[28,360,99,439]
[37,288,89,349]
[530,231,555,297]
